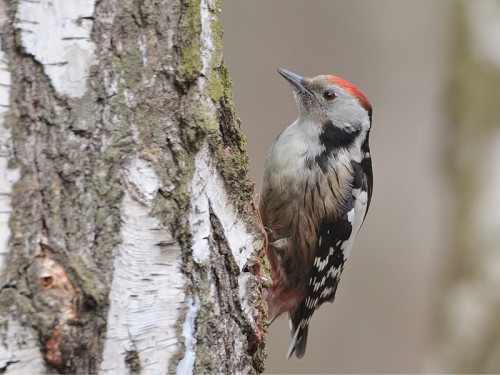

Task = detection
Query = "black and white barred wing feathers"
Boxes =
[287,159,372,359]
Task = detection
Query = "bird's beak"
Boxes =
[277,68,312,95]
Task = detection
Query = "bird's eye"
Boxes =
[323,90,336,101]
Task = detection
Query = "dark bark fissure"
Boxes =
[0,360,21,373]
[211,206,265,372]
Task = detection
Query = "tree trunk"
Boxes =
[429,0,500,372]
[0,0,267,374]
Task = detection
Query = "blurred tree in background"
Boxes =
[430,0,500,372]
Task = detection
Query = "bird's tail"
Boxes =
[286,310,309,359]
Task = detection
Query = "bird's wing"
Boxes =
[287,159,372,358]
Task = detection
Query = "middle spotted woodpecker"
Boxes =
[260,68,373,359]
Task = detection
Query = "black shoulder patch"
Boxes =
[311,122,360,172]
[319,121,360,151]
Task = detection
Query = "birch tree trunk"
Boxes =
[0,0,267,374]
[429,0,500,372]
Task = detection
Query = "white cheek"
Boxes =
[328,101,370,131]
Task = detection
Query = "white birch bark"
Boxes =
[0,3,17,275]
[0,0,267,374]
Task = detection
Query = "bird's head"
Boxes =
[277,68,372,135]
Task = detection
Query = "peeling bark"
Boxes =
[0,0,267,374]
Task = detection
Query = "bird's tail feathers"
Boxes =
[286,313,309,359]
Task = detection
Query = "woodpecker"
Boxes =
[260,68,373,359]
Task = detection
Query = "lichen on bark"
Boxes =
[0,0,266,373]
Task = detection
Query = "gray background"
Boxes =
[222,1,450,373]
